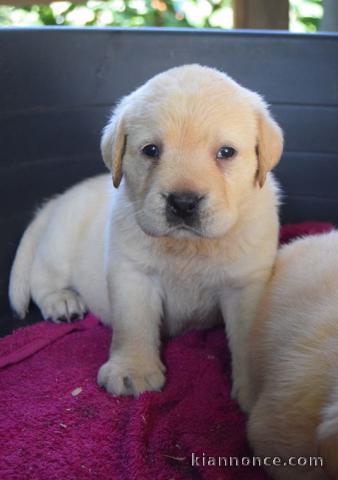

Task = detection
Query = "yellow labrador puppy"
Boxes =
[9,65,282,408]
[248,231,338,479]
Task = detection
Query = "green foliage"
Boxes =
[289,0,323,32]
[0,0,323,31]
[0,0,233,28]
[298,15,320,30]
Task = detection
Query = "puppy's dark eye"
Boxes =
[216,146,236,160]
[142,144,160,158]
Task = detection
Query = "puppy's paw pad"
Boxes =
[41,289,87,323]
[97,356,165,396]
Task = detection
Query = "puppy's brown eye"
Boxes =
[142,144,160,158]
[217,146,236,160]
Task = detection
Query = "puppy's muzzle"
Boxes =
[165,191,204,225]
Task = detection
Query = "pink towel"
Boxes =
[0,222,334,480]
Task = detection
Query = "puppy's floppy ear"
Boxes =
[254,97,283,188]
[101,102,128,188]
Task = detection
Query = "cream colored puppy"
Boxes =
[248,231,338,479]
[9,65,282,408]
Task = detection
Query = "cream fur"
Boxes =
[248,231,338,479]
[9,65,282,405]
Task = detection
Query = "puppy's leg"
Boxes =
[30,255,87,323]
[220,279,267,412]
[97,266,165,396]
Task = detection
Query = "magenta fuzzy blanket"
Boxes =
[0,222,334,480]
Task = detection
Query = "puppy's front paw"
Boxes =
[41,289,87,323]
[97,352,166,396]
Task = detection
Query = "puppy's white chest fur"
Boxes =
[150,262,222,336]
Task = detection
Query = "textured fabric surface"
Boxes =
[0,222,334,480]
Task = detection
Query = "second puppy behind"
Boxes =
[248,230,338,480]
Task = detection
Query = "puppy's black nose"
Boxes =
[167,192,204,219]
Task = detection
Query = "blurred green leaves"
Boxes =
[0,0,323,31]
[0,0,232,27]
[290,0,323,31]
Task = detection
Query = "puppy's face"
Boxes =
[102,65,283,239]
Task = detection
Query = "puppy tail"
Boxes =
[317,385,338,478]
[9,199,56,319]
